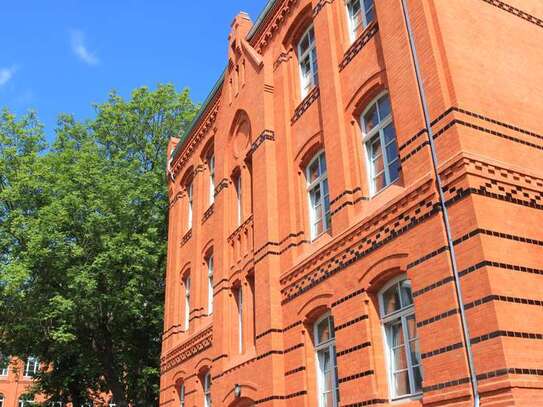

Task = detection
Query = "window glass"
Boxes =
[306,152,331,239]
[314,315,339,407]
[380,277,422,399]
[298,26,318,98]
[347,0,375,41]
[362,94,400,194]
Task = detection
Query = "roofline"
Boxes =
[171,0,280,162]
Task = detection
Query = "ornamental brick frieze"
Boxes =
[312,0,334,17]
[171,101,220,179]
[161,326,213,374]
[252,0,299,54]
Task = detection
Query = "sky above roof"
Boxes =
[0,0,267,141]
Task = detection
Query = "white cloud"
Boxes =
[0,66,16,87]
[70,30,99,65]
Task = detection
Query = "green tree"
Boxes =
[0,84,198,406]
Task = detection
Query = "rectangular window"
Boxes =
[234,174,242,226]
[208,155,215,205]
[24,357,39,377]
[314,315,339,407]
[0,353,8,376]
[207,255,214,314]
[204,373,212,407]
[298,26,318,98]
[236,286,243,354]
[184,277,191,330]
[307,152,331,239]
[347,0,375,42]
[362,94,399,195]
[380,278,422,399]
[179,383,185,407]
[187,182,193,230]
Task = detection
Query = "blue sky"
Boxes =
[0,0,267,141]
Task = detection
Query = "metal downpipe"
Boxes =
[399,1,480,406]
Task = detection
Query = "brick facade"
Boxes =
[160,0,543,406]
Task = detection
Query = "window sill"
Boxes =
[390,393,423,404]
[369,177,401,199]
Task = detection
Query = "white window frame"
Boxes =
[306,151,331,240]
[184,276,191,330]
[236,286,243,354]
[0,354,8,376]
[24,357,38,377]
[379,275,422,400]
[18,397,35,407]
[234,174,242,226]
[186,181,193,230]
[361,92,400,196]
[204,372,212,407]
[346,0,375,42]
[207,255,214,314]
[298,25,319,98]
[313,313,339,407]
[0,394,4,407]
[208,154,215,206]
[179,382,185,407]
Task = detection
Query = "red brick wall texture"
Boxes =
[160,0,543,406]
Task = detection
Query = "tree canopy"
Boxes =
[0,84,198,406]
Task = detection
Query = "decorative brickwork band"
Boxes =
[481,0,543,29]
[291,86,320,124]
[339,23,379,70]
[248,129,276,157]
[312,0,334,17]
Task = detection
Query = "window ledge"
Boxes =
[291,86,320,124]
[339,22,379,71]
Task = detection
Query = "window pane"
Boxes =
[389,322,404,347]
[382,284,401,315]
[319,154,327,173]
[374,172,386,191]
[389,160,400,183]
[410,339,421,365]
[383,123,396,145]
[378,95,391,120]
[394,370,411,397]
[317,318,332,344]
[370,137,382,158]
[323,391,334,407]
[385,141,398,166]
[406,315,417,339]
[364,104,379,133]
[393,347,408,370]
[308,160,320,183]
[364,0,375,24]
[400,279,413,307]
[373,154,384,174]
[413,365,423,393]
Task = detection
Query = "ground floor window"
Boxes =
[314,313,339,407]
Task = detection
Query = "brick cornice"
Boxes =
[160,326,213,373]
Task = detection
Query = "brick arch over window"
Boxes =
[297,292,333,321]
[295,131,324,173]
[346,70,388,118]
[222,382,258,406]
[360,253,409,293]
[281,3,313,51]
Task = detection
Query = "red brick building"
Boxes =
[160,0,543,406]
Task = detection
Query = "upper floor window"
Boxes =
[24,357,39,377]
[0,354,8,376]
[235,286,243,354]
[234,173,242,226]
[179,382,185,407]
[203,372,212,407]
[379,277,422,399]
[314,314,339,407]
[184,276,191,330]
[186,181,193,230]
[207,255,214,314]
[306,152,330,240]
[208,154,215,205]
[298,26,318,98]
[361,93,399,195]
[347,0,375,41]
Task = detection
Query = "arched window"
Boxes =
[379,276,422,399]
[208,153,215,206]
[234,285,244,354]
[298,25,318,98]
[306,151,330,239]
[179,382,186,407]
[207,255,214,314]
[186,181,193,230]
[361,93,400,195]
[203,371,212,407]
[0,394,4,407]
[314,314,339,407]
[184,275,191,330]
[346,0,375,42]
